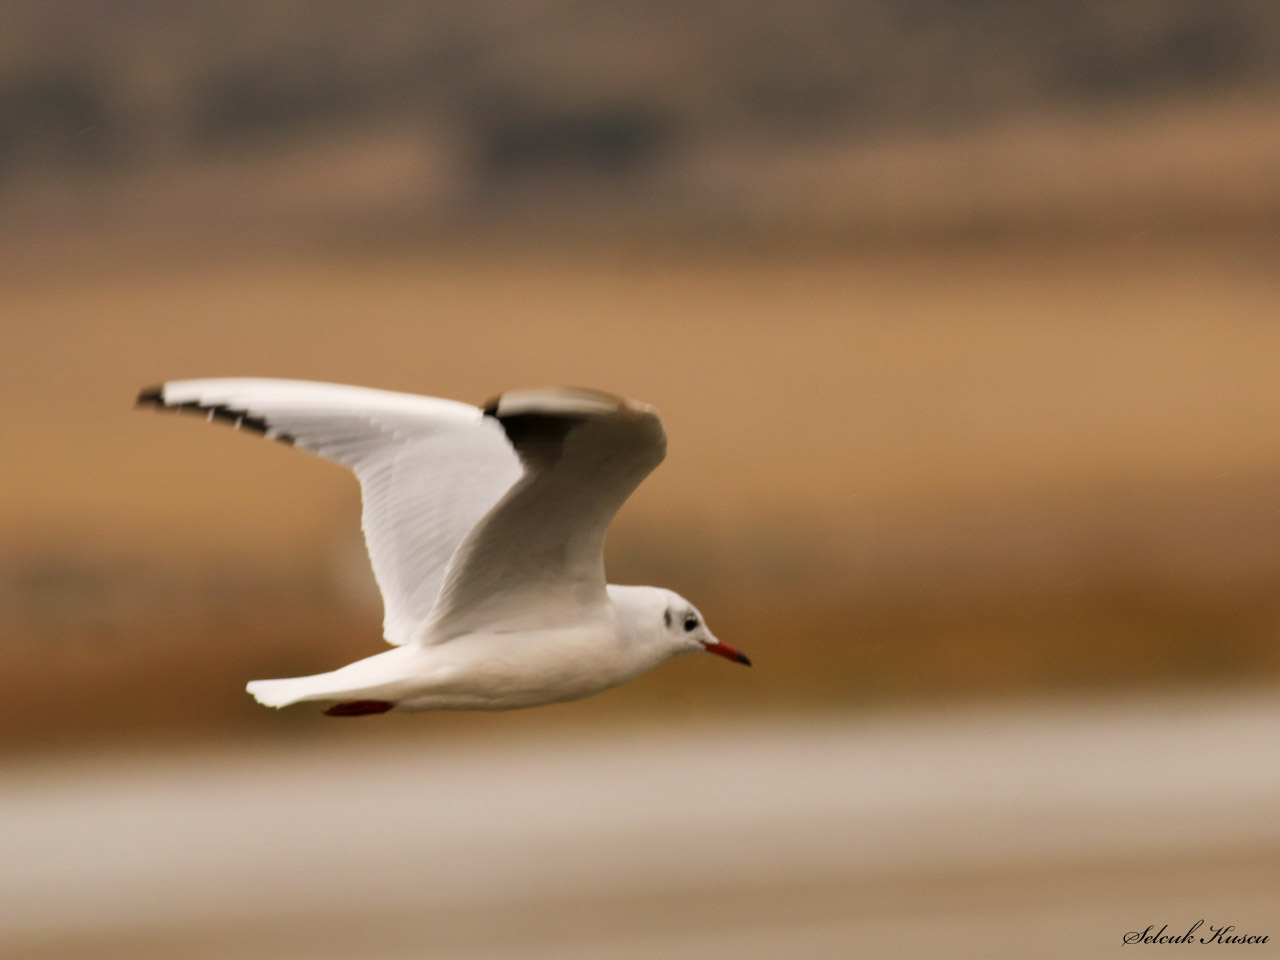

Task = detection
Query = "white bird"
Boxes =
[137,379,749,716]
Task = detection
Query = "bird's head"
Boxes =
[663,594,750,665]
[610,585,751,668]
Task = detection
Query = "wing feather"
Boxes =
[425,388,666,639]
[139,378,521,645]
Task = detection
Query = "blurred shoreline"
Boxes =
[3,93,1278,267]
[4,687,1278,959]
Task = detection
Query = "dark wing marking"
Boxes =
[137,386,293,443]
[427,387,666,638]
[136,378,521,646]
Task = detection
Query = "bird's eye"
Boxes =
[683,616,698,632]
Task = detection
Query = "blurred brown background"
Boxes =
[4,4,1280,959]
[2,0,1280,749]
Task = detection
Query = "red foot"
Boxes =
[324,700,395,717]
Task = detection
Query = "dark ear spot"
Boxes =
[664,609,672,629]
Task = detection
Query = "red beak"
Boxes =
[702,639,751,666]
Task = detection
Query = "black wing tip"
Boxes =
[136,385,165,408]
[134,384,295,445]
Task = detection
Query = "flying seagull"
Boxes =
[137,379,749,716]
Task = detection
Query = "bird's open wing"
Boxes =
[138,378,521,646]
[425,388,666,639]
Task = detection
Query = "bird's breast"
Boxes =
[414,624,632,710]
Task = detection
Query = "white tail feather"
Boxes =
[246,676,334,709]
[245,646,414,710]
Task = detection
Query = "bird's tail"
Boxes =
[247,650,410,711]
[246,674,336,709]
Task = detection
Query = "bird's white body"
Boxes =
[248,585,681,712]
[139,379,748,716]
